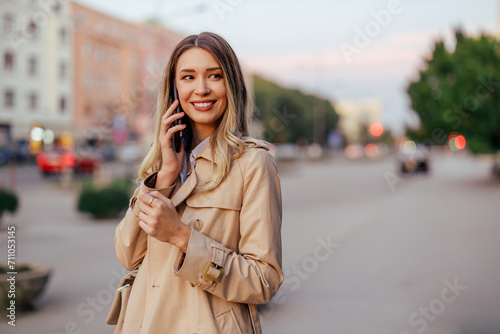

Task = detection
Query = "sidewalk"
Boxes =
[0,181,123,334]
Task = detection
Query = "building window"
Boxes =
[109,75,119,93]
[95,46,105,62]
[94,21,104,34]
[82,41,92,57]
[76,12,86,28]
[96,74,105,89]
[4,52,14,71]
[29,93,37,110]
[59,97,66,113]
[27,20,38,38]
[53,2,61,13]
[59,27,66,44]
[59,61,66,80]
[85,105,92,117]
[83,71,92,91]
[3,13,13,34]
[4,90,15,108]
[28,55,37,76]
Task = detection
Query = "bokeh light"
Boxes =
[369,122,384,137]
[344,144,364,159]
[401,140,417,155]
[365,143,378,158]
[455,135,466,150]
[448,134,466,151]
[60,131,75,150]
[30,127,45,142]
[43,129,55,145]
[449,137,459,151]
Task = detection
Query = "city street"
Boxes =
[1,151,499,334]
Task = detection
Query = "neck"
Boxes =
[190,122,213,148]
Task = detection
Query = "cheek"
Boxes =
[217,86,227,108]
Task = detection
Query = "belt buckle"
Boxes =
[202,262,224,283]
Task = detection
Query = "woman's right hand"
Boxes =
[157,100,187,188]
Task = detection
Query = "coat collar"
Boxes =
[171,136,270,207]
[195,136,270,163]
[196,138,217,163]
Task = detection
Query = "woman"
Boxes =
[114,32,283,334]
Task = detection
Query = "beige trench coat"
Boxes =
[114,138,283,334]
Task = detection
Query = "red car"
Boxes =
[36,149,101,175]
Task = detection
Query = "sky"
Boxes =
[76,0,499,135]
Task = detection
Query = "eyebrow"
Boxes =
[179,67,222,73]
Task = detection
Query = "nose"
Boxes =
[194,79,210,96]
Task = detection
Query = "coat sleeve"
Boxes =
[115,172,176,271]
[173,149,284,304]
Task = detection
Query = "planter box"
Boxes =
[0,263,51,311]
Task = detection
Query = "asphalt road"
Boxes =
[0,151,499,334]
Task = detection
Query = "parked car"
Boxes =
[398,143,430,174]
[0,142,32,165]
[36,149,101,175]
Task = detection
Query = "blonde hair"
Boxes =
[138,32,251,191]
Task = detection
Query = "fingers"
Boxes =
[159,100,184,140]
[137,190,172,216]
[138,190,169,204]
[163,124,187,148]
[138,219,153,235]
[163,99,179,120]
[148,190,169,202]
[160,117,187,150]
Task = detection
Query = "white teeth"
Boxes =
[193,101,215,108]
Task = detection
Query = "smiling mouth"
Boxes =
[192,101,215,108]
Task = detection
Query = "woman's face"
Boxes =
[175,48,227,134]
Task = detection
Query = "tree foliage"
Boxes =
[253,75,339,145]
[407,29,500,153]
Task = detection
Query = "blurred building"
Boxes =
[0,0,73,145]
[334,99,382,144]
[134,20,183,142]
[1,1,185,152]
[71,2,141,144]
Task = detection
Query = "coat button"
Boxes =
[191,219,203,231]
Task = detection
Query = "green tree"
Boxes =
[406,29,500,153]
[253,76,339,145]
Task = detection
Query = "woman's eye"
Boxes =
[182,75,194,80]
[210,73,222,79]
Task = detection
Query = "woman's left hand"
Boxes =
[136,190,191,252]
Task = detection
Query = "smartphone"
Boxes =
[172,85,185,153]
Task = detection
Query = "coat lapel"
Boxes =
[170,139,224,207]
[171,166,198,207]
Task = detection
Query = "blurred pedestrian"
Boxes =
[112,32,283,334]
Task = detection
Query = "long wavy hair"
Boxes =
[138,32,251,191]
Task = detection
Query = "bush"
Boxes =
[0,188,18,221]
[77,179,133,219]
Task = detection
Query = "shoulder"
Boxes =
[235,137,277,175]
[238,137,274,161]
